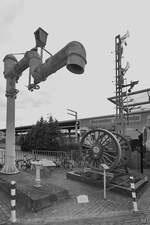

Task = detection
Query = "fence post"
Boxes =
[10,180,17,223]
[129,176,138,212]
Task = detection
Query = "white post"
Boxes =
[35,164,42,187]
[103,168,106,200]
[1,55,19,174]
[129,176,138,212]
[75,113,78,143]
[101,163,109,200]
[10,180,17,223]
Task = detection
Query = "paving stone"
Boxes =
[0,168,150,224]
[0,190,10,224]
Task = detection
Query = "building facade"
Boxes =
[79,110,150,141]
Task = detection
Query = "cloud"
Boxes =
[0,0,24,44]
[16,91,51,110]
[0,0,24,25]
[0,84,5,94]
[0,99,6,108]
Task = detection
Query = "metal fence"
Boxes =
[32,149,68,160]
[15,150,33,161]
[0,149,33,165]
[32,149,83,169]
[0,149,83,169]
[0,149,5,164]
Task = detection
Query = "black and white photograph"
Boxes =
[0,0,150,224]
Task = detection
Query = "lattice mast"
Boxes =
[115,32,129,135]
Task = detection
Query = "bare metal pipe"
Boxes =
[4,41,87,85]
[32,41,87,84]
[4,49,42,81]
[3,54,18,79]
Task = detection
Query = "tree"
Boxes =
[21,115,62,151]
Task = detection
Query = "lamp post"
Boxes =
[67,109,79,143]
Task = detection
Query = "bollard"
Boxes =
[103,168,106,200]
[10,180,17,223]
[129,176,138,212]
[35,163,42,187]
[101,163,109,200]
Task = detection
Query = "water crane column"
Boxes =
[1,55,19,174]
[1,28,87,174]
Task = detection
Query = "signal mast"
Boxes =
[114,31,138,135]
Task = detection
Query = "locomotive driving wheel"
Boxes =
[80,129,121,170]
[113,133,131,168]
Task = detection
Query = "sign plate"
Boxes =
[77,195,89,203]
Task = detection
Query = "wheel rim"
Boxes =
[80,129,121,170]
[113,133,131,167]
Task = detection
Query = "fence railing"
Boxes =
[0,149,84,169]
[15,150,33,161]
[32,149,69,160]
[0,150,33,165]
[0,149,5,165]
[32,150,74,168]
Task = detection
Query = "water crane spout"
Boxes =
[31,41,87,84]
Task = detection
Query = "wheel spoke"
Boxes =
[100,135,109,145]
[103,147,116,153]
[96,133,106,144]
[101,156,109,165]
[101,137,114,147]
[95,131,101,143]
[103,151,117,159]
[86,135,94,145]
[91,131,99,144]
[102,154,113,164]
[102,140,113,148]
[82,143,92,149]
[91,133,96,144]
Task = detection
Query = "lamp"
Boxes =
[34,27,48,48]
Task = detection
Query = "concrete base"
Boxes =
[66,169,148,195]
[0,171,69,212]
[0,164,19,174]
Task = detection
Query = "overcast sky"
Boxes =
[0,0,150,128]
